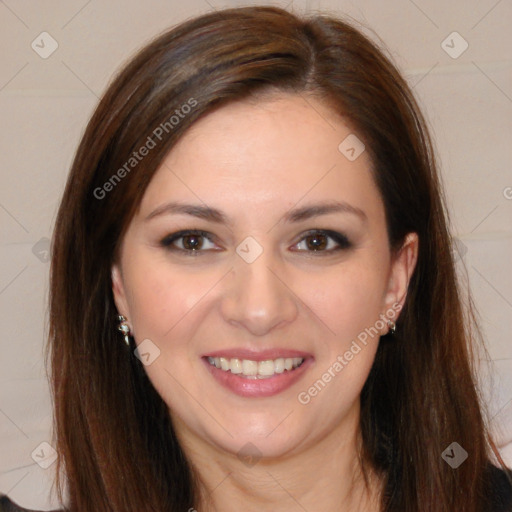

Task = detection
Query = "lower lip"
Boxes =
[202,357,313,398]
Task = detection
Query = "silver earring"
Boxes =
[387,319,396,335]
[118,315,131,346]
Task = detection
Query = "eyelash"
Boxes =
[159,229,352,256]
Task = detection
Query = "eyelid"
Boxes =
[159,229,352,255]
[160,229,219,255]
[291,229,352,253]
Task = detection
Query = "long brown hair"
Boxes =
[46,5,509,511]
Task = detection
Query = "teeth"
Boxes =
[230,358,242,374]
[258,360,275,376]
[207,356,304,378]
[242,359,258,376]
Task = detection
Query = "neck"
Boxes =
[174,402,383,512]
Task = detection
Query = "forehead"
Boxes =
[137,93,383,225]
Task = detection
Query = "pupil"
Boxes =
[307,233,326,250]
[184,235,202,250]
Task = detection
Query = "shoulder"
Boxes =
[483,464,512,512]
[0,495,65,512]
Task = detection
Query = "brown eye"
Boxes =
[293,230,351,253]
[181,233,204,251]
[304,232,328,250]
[160,230,217,255]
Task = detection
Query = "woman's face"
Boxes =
[112,93,417,460]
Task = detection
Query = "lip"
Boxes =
[201,353,314,398]
[202,348,312,362]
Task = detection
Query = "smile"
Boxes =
[207,356,304,379]
[202,351,313,398]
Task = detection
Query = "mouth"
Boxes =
[201,350,313,398]
[206,356,305,379]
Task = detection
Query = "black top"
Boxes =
[484,464,512,511]
[1,464,511,511]
[0,497,63,512]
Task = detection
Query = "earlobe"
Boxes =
[383,232,419,319]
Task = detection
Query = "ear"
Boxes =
[381,232,419,328]
[111,263,132,328]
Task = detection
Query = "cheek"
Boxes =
[299,259,387,344]
[124,252,218,341]
[122,255,217,408]
[294,264,384,415]
[124,247,388,355]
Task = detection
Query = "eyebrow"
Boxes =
[144,200,367,225]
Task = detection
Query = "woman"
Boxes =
[1,5,510,511]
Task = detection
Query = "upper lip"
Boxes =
[202,348,312,361]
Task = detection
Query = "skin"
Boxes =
[112,92,418,511]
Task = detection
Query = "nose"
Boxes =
[220,248,298,337]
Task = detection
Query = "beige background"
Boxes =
[0,0,511,509]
